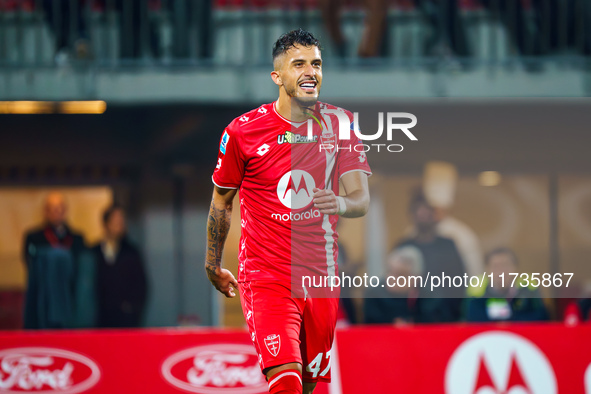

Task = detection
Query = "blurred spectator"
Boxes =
[434,214,484,277]
[420,161,485,277]
[479,0,542,58]
[320,0,469,59]
[22,192,87,329]
[42,0,91,64]
[364,246,424,324]
[110,0,212,60]
[23,192,86,269]
[465,247,549,322]
[416,0,471,59]
[93,204,147,328]
[531,0,591,57]
[575,298,591,322]
[319,0,388,57]
[168,0,213,59]
[477,0,590,61]
[563,300,583,326]
[397,189,466,322]
[562,283,591,325]
[114,0,160,59]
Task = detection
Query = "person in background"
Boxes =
[22,192,87,329]
[531,0,591,58]
[110,0,212,60]
[23,192,86,268]
[319,0,389,57]
[113,0,161,59]
[415,0,471,60]
[479,0,591,60]
[574,298,591,322]
[420,162,484,278]
[478,0,542,59]
[465,247,549,322]
[42,0,91,65]
[433,209,484,278]
[364,245,424,324]
[397,189,467,322]
[93,204,147,328]
[320,0,469,60]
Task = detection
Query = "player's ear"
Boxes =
[271,70,282,86]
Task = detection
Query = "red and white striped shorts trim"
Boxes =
[268,370,302,389]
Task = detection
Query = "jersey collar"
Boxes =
[272,101,310,128]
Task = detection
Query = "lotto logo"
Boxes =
[257,144,270,156]
[258,107,267,114]
[358,151,366,163]
[240,115,249,122]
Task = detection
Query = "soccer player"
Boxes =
[205,28,371,394]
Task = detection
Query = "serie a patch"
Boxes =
[220,131,230,154]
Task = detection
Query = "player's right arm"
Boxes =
[206,119,247,297]
[205,185,239,298]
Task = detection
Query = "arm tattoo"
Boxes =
[205,198,232,281]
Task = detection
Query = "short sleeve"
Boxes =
[212,126,245,189]
[336,117,372,178]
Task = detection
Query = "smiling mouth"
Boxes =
[299,81,317,91]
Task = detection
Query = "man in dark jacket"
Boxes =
[364,245,425,324]
[23,192,86,268]
[22,192,87,329]
[396,190,467,323]
[93,204,148,328]
[465,248,549,322]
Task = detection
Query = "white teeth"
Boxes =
[301,83,315,88]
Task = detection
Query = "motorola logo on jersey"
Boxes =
[276,170,316,209]
[273,170,321,221]
[445,331,557,394]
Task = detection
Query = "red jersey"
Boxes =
[212,101,371,284]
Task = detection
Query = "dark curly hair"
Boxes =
[272,28,321,61]
[102,203,124,225]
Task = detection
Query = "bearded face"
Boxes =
[273,44,323,108]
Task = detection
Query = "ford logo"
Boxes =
[161,344,267,393]
[0,347,101,393]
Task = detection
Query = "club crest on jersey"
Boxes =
[277,131,318,145]
[320,131,337,153]
[264,334,281,357]
[220,131,230,154]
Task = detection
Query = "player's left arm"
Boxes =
[312,171,370,218]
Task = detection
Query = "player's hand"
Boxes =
[313,188,338,215]
[206,266,239,298]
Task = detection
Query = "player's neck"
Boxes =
[275,95,316,123]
